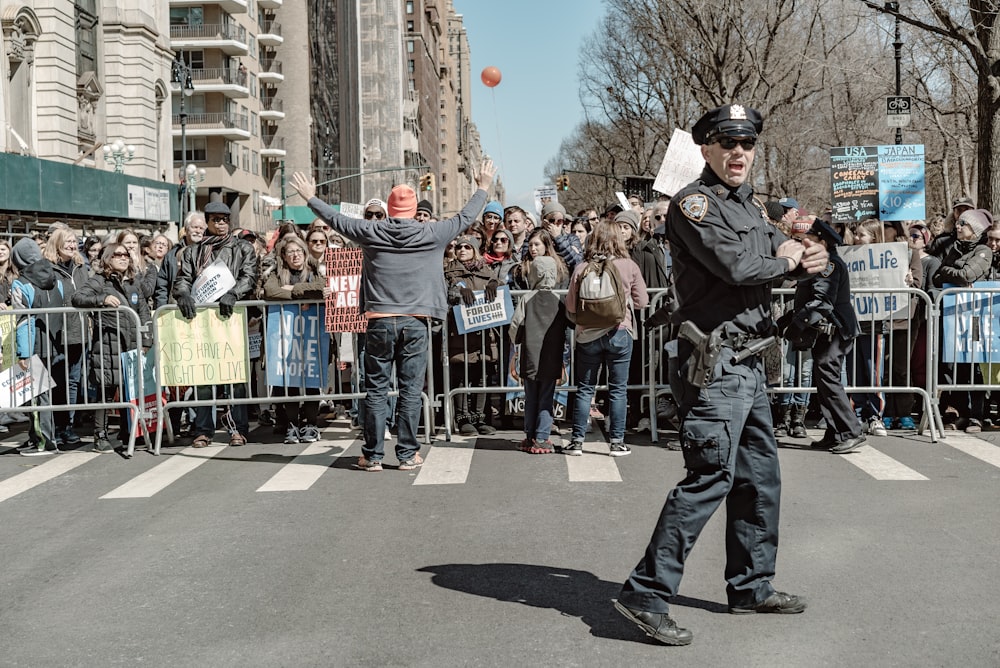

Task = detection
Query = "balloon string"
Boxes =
[491,87,507,192]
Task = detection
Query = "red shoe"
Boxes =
[528,440,554,454]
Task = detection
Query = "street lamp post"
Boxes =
[102,139,135,173]
[171,51,195,219]
[185,163,206,214]
[886,1,903,145]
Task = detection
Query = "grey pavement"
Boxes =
[0,416,998,667]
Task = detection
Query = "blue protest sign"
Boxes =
[266,304,330,388]
[878,144,925,221]
[940,282,1000,364]
[452,286,514,335]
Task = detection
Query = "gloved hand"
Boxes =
[484,279,498,303]
[218,291,238,319]
[177,294,196,320]
[459,286,476,306]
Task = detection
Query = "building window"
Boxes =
[251,112,258,136]
[407,20,414,31]
[406,1,414,14]
[224,140,238,167]
[407,60,415,74]
[242,147,250,172]
[169,7,203,26]
[186,50,205,70]
[248,36,256,58]
[252,151,259,175]
[408,79,415,92]
[173,137,207,163]
[76,2,99,76]
[250,73,257,97]
[407,40,414,53]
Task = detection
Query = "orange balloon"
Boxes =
[481,66,502,88]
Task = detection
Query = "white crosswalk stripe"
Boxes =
[566,437,623,482]
[257,441,353,492]
[939,433,1000,470]
[101,444,227,499]
[0,451,101,503]
[413,435,476,485]
[836,444,929,480]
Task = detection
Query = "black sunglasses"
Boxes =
[653,214,668,221]
[716,137,757,150]
[364,211,385,220]
[208,215,230,222]
[456,244,474,250]
[492,237,509,244]
[545,217,565,224]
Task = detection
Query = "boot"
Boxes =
[790,405,808,438]
[773,404,790,437]
[456,412,478,436]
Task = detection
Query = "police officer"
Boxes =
[785,219,865,454]
[614,104,829,646]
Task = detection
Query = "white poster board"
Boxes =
[191,261,237,304]
[840,242,909,320]
[533,186,559,215]
[0,355,55,408]
[653,128,704,197]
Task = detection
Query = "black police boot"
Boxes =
[614,600,693,646]
[790,405,808,438]
[729,591,807,614]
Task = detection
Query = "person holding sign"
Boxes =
[72,244,153,452]
[173,201,259,447]
[616,105,828,645]
[263,236,326,444]
[289,159,496,472]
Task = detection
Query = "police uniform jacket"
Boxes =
[666,166,797,337]
[791,252,861,341]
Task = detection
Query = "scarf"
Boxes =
[195,233,233,273]
[483,251,507,265]
[460,256,485,272]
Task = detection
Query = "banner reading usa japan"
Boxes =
[266,304,330,388]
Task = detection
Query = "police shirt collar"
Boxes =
[700,166,754,201]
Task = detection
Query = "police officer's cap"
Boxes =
[807,218,843,247]
[692,104,764,145]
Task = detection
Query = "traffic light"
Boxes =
[557,173,569,191]
[420,173,435,191]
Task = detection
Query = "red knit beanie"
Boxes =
[387,185,417,218]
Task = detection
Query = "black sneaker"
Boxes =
[613,600,693,646]
[729,591,807,614]
[609,442,631,457]
[557,440,583,456]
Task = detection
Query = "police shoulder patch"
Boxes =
[821,261,834,278]
[679,194,709,222]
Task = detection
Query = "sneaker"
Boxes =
[609,442,631,457]
[589,405,604,419]
[458,423,478,436]
[634,418,651,433]
[883,417,895,431]
[284,425,300,444]
[60,429,82,445]
[299,426,320,443]
[94,437,115,453]
[0,424,8,433]
[899,416,916,430]
[354,457,383,472]
[398,453,424,470]
[20,446,56,457]
[867,418,887,437]
[965,419,983,434]
[655,397,677,420]
[258,409,276,426]
[558,440,583,456]
[385,427,394,440]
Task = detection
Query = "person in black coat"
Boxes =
[782,220,865,454]
[72,243,152,453]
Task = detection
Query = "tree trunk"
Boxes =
[976,72,1000,213]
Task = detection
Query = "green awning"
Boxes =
[272,205,331,226]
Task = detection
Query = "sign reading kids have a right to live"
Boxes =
[156,307,249,386]
[325,248,368,333]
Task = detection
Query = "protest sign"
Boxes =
[156,307,249,386]
[339,202,365,218]
[0,355,55,409]
[325,248,368,333]
[191,260,236,303]
[830,146,879,224]
[120,349,166,436]
[653,128,704,197]
[452,286,514,335]
[266,304,330,388]
[941,282,1000,364]
[877,144,926,221]
[840,242,909,320]
[0,311,15,371]
[503,343,570,418]
[533,186,559,215]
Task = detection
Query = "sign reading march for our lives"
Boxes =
[840,242,909,321]
[156,307,249,386]
[266,304,329,389]
[830,144,925,224]
[940,282,1000,364]
[452,286,514,335]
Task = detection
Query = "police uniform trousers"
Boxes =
[812,333,861,442]
[619,342,780,612]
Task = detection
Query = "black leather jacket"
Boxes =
[173,236,259,302]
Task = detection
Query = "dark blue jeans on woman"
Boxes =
[571,327,633,444]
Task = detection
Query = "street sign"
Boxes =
[886,96,911,128]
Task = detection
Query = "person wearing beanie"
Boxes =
[387,185,418,218]
[482,200,504,237]
[934,208,994,433]
[289,158,497,472]
[540,201,584,275]
[415,199,435,223]
[11,237,65,456]
[508,255,568,454]
[764,200,786,227]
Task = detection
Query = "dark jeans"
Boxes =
[51,343,83,431]
[272,386,320,426]
[619,343,781,612]
[572,328,632,443]
[362,316,427,463]
[523,376,557,442]
[194,383,249,437]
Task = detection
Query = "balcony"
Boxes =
[179,67,250,98]
[258,58,284,83]
[260,96,285,120]
[258,0,282,8]
[258,21,283,47]
[170,22,249,56]
[172,112,251,140]
[260,133,286,158]
[169,0,247,14]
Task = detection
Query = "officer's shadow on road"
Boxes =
[417,562,725,643]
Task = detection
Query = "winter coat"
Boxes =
[630,238,670,290]
[262,268,326,301]
[444,259,499,363]
[550,232,584,276]
[12,261,64,362]
[154,242,186,309]
[52,259,91,346]
[72,272,152,386]
[173,235,259,302]
[509,259,568,382]
[933,239,992,288]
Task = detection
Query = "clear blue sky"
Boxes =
[452,0,607,212]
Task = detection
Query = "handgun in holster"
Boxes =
[678,320,724,388]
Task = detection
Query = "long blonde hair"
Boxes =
[43,227,85,267]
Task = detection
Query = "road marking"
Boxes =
[0,452,101,503]
[567,440,623,482]
[257,442,352,492]
[101,445,227,499]
[941,433,1000,470]
[839,444,928,480]
[413,436,475,485]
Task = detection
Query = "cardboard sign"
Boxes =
[653,128,704,197]
[877,144,925,221]
[830,146,879,224]
[191,260,237,304]
[120,349,166,436]
[533,186,559,215]
[266,304,330,389]
[941,282,1000,364]
[452,286,514,335]
[156,307,249,386]
[325,248,368,333]
[0,355,55,408]
[830,144,926,223]
[840,242,909,321]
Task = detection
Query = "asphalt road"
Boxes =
[1,417,998,667]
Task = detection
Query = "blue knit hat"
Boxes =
[484,201,503,219]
